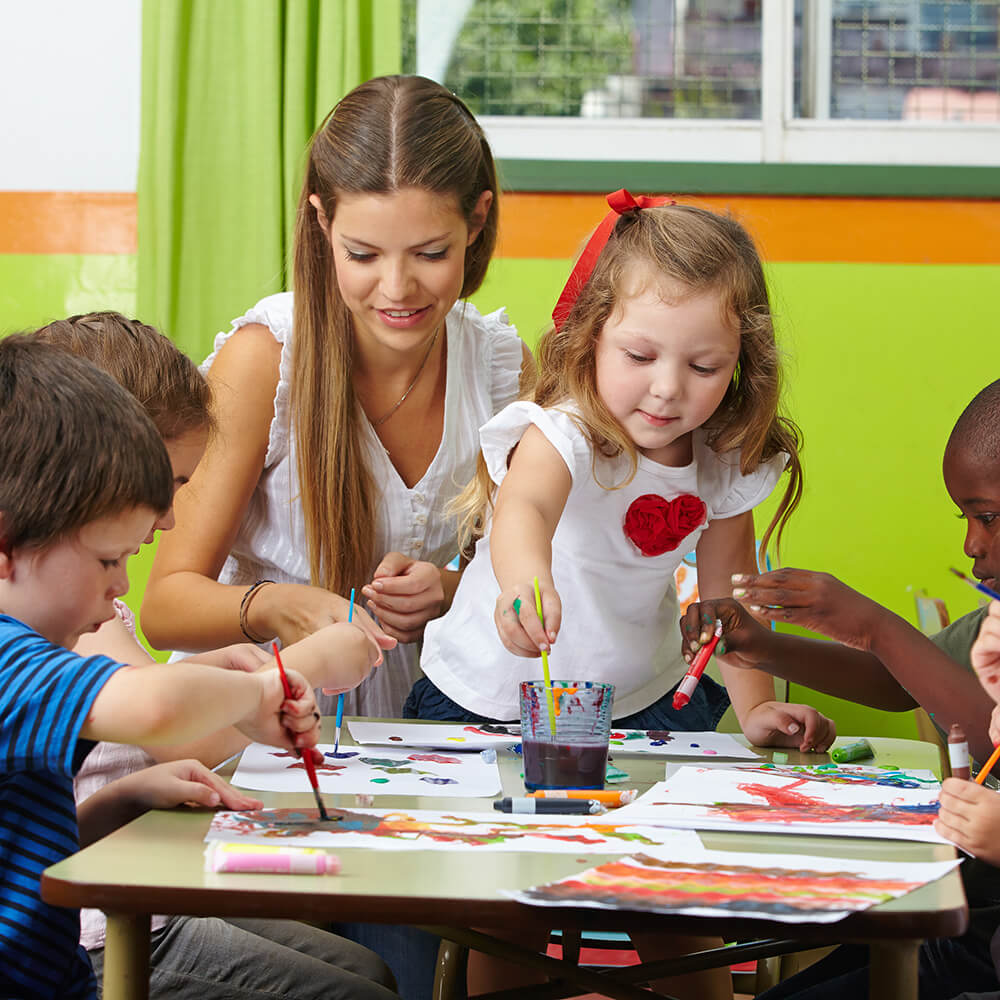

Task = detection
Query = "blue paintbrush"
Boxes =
[334,588,354,753]
[950,567,1000,603]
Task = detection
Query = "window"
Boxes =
[403,0,1000,168]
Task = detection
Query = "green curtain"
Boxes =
[138,0,401,360]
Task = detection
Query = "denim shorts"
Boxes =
[403,673,730,732]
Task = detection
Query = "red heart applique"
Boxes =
[623,493,706,557]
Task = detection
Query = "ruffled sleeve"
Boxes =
[476,306,523,415]
[695,435,789,519]
[200,292,295,469]
[480,401,591,489]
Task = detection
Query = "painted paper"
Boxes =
[347,721,520,750]
[231,742,501,797]
[205,806,703,853]
[606,730,761,759]
[729,762,940,790]
[611,766,947,844]
[507,843,960,923]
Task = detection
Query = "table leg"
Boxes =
[869,939,919,1000]
[102,912,151,1000]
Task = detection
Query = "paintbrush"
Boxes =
[950,567,1000,603]
[532,576,558,735]
[334,587,354,754]
[272,641,329,821]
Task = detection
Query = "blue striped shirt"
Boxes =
[0,615,121,999]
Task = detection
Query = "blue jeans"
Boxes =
[404,674,730,732]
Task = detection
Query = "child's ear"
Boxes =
[466,190,493,246]
[308,194,331,237]
[0,522,14,581]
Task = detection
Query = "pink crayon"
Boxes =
[205,843,340,875]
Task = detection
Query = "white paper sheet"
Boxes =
[231,742,502,797]
[347,720,520,750]
[610,766,947,844]
[607,729,761,758]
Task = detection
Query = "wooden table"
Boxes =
[43,726,967,1000]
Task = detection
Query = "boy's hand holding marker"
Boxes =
[495,578,561,658]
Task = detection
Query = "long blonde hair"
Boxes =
[291,75,498,595]
[458,203,802,560]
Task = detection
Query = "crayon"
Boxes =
[527,789,638,806]
[493,797,606,815]
[205,843,340,875]
[948,723,971,780]
[830,739,874,763]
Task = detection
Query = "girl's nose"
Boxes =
[380,258,416,302]
[650,365,681,400]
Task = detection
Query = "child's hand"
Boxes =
[250,581,396,665]
[679,598,771,671]
[239,667,323,751]
[125,759,263,813]
[361,552,446,644]
[276,623,378,696]
[971,601,1000,704]
[935,776,1000,863]
[494,580,561,657]
[739,701,837,752]
[730,569,883,651]
[989,705,1000,748]
[181,643,272,672]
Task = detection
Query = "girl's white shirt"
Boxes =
[193,292,523,718]
[420,401,786,721]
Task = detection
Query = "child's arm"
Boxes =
[693,513,836,751]
[77,759,263,847]
[141,325,394,661]
[717,568,995,760]
[80,660,320,751]
[490,425,572,656]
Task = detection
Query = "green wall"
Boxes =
[4,251,998,722]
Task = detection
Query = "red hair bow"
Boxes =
[551,189,676,331]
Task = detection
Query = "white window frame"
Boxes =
[467,0,1000,168]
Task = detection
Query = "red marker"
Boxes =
[673,620,723,711]
[272,641,329,821]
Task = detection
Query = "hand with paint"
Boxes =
[362,551,446,644]
[971,601,1000,705]
[729,568,887,652]
[494,578,561,658]
[271,622,378,697]
[679,598,771,672]
[738,700,836,753]
[935,776,1000,863]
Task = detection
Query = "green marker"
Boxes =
[830,739,874,763]
[772,752,788,764]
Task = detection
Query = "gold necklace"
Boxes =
[370,327,441,428]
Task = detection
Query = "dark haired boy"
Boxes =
[0,337,325,999]
[682,378,1000,999]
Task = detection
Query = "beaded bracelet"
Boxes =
[239,579,275,644]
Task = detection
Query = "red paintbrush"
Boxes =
[272,641,329,821]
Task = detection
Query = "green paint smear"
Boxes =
[370,778,390,784]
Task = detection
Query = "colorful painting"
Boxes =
[507,843,960,923]
[205,806,703,853]
[347,721,520,750]
[606,730,761,759]
[231,742,502,797]
[730,762,941,790]
[611,767,947,844]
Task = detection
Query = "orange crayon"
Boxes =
[527,788,638,806]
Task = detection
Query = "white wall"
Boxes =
[0,0,141,190]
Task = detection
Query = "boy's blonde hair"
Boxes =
[0,336,172,549]
[458,203,802,560]
[32,312,213,442]
[292,75,499,595]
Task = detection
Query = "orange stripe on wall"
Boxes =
[0,192,136,254]
[497,192,1000,264]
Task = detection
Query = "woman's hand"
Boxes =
[971,601,1000,704]
[679,598,773,672]
[361,552,446,643]
[729,569,884,651]
[494,579,561,658]
[250,582,396,664]
[935,776,1000,863]
[738,700,837,752]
